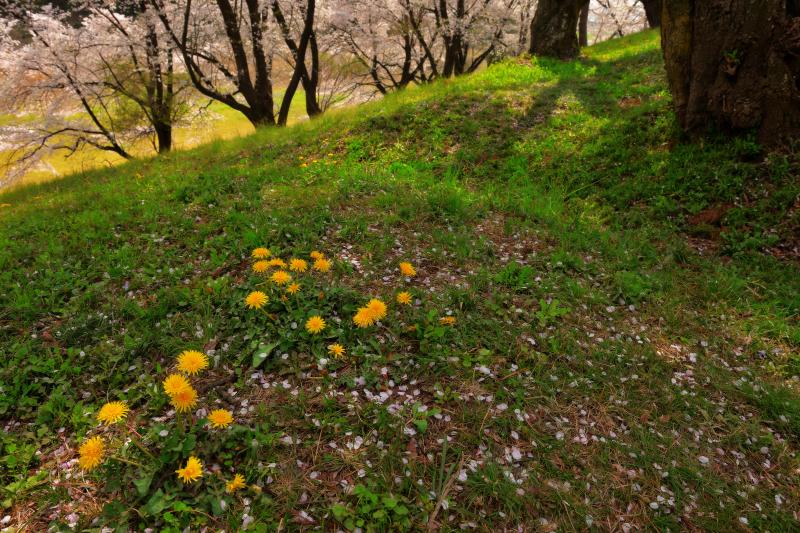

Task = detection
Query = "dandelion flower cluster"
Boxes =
[271,270,292,285]
[268,258,287,269]
[353,308,374,328]
[328,343,345,359]
[313,258,331,273]
[396,291,412,305]
[163,373,190,396]
[251,247,271,259]
[399,262,416,277]
[78,436,105,471]
[226,473,246,493]
[306,315,326,334]
[352,298,387,328]
[176,456,203,483]
[170,386,198,412]
[96,401,129,425]
[177,350,209,375]
[287,282,301,295]
[366,299,387,320]
[208,409,234,429]
[289,258,308,272]
[245,291,268,309]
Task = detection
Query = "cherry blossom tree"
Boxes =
[0,1,192,182]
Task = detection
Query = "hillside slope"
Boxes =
[1,31,799,531]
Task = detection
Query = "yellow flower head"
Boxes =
[267,258,287,269]
[78,436,105,471]
[208,409,233,429]
[176,456,203,483]
[177,350,209,375]
[287,282,301,295]
[310,251,325,260]
[396,292,412,305]
[305,315,326,334]
[170,386,198,412]
[96,401,129,425]
[163,373,191,396]
[366,298,387,321]
[353,307,375,328]
[399,262,416,277]
[328,343,346,359]
[313,258,332,273]
[245,291,268,309]
[289,258,308,273]
[271,270,292,285]
[253,260,270,273]
[251,247,271,259]
[226,473,246,493]
[440,316,456,326]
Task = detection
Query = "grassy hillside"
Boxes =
[1,31,799,531]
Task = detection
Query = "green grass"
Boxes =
[1,30,799,531]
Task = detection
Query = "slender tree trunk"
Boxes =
[661,0,800,147]
[579,1,589,47]
[640,0,662,28]
[529,0,586,59]
[302,31,322,117]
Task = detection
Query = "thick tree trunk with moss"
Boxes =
[640,0,661,27]
[661,0,800,147]
[529,0,586,59]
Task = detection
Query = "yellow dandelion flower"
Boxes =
[289,258,308,272]
[440,316,456,326]
[305,316,326,334]
[396,292,412,305]
[353,307,375,328]
[78,436,105,471]
[310,251,324,260]
[366,298,387,321]
[245,291,268,309]
[399,262,416,277]
[176,456,203,483]
[96,401,129,426]
[251,247,271,259]
[163,373,190,396]
[253,260,270,273]
[226,473,246,493]
[170,386,198,412]
[177,350,209,375]
[313,258,332,273]
[208,409,233,429]
[271,270,292,285]
[268,258,287,268]
[287,282,301,295]
[328,343,346,359]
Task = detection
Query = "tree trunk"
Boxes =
[529,0,586,59]
[579,1,589,47]
[640,0,661,28]
[155,122,172,153]
[303,31,322,117]
[661,0,800,147]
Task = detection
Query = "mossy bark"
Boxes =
[661,0,800,147]
[529,0,585,59]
